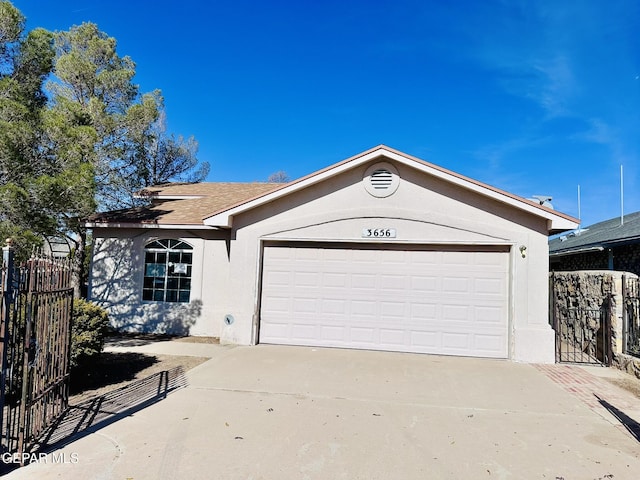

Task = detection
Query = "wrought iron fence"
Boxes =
[1,242,73,463]
[553,301,613,365]
[622,275,640,358]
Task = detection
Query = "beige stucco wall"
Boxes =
[220,160,555,363]
[89,228,229,337]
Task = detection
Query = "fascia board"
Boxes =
[85,222,215,230]
[203,146,580,232]
[549,246,605,257]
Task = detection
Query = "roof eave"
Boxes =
[549,246,605,257]
[203,145,580,232]
[85,222,215,230]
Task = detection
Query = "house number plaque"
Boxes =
[362,228,396,238]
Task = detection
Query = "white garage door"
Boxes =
[259,244,510,358]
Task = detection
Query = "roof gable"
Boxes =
[202,145,578,233]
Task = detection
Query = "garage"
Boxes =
[259,243,510,358]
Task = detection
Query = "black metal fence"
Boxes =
[622,275,640,358]
[1,242,73,462]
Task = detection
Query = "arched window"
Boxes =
[143,239,193,303]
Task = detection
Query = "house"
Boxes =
[549,211,640,276]
[86,145,578,363]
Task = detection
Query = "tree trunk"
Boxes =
[71,228,87,299]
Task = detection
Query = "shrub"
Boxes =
[71,299,110,368]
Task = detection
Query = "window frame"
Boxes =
[142,239,193,303]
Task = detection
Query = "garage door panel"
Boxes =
[323,272,348,288]
[350,326,375,342]
[260,244,509,358]
[379,328,406,345]
[476,306,505,323]
[264,270,291,287]
[292,297,316,314]
[442,332,469,349]
[265,296,290,313]
[410,331,439,348]
[294,271,318,287]
[475,334,506,352]
[442,277,470,293]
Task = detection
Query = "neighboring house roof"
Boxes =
[86,183,282,228]
[86,145,579,232]
[549,211,640,256]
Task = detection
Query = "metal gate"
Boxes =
[552,298,613,365]
[1,241,74,461]
[622,275,640,358]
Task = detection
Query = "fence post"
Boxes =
[606,293,613,366]
[622,275,627,354]
[551,272,559,363]
[1,238,16,446]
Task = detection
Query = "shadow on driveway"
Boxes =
[30,367,187,461]
[595,394,640,442]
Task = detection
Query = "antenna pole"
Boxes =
[621,165,624,226]
[577,184,581,232]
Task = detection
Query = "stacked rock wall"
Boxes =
[550,271,640,379]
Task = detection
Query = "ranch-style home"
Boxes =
[86,145,578,363]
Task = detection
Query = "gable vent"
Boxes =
[363,162,400,198]
[370,169,394,189]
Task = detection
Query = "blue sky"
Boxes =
[12,0,640,227]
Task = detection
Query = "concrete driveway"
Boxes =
[5,344,640,479]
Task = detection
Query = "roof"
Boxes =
[86,145,579,232]
[549,211,640,256]
[86,183,282,228]
[137,182,259,199]
[202,145,578,232]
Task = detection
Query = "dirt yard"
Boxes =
[69,335,216,404]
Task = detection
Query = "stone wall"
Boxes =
[550,270,640,377]
[613,353,640,381]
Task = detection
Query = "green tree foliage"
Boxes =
[0,1,55,259]
[0,1,209,283]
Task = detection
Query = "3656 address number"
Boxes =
[362,228,396,238]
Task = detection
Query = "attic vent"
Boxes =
[370,169,394,189]
[363,162,400,198]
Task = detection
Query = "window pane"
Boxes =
[143,277,154,288]
[166,290,178,302]
[153,290,164,301]
[156,252,167,263]
[145,252,155,263]
[181,252,192,264]
[143,289,153,301]
[179,278,191,290]
[172,240,192,250]
[167,277,179,289]
[179,290,190,302]
[145,264,166,277]
[169,252,181,263]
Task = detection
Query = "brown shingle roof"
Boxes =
[87,183,283,226]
